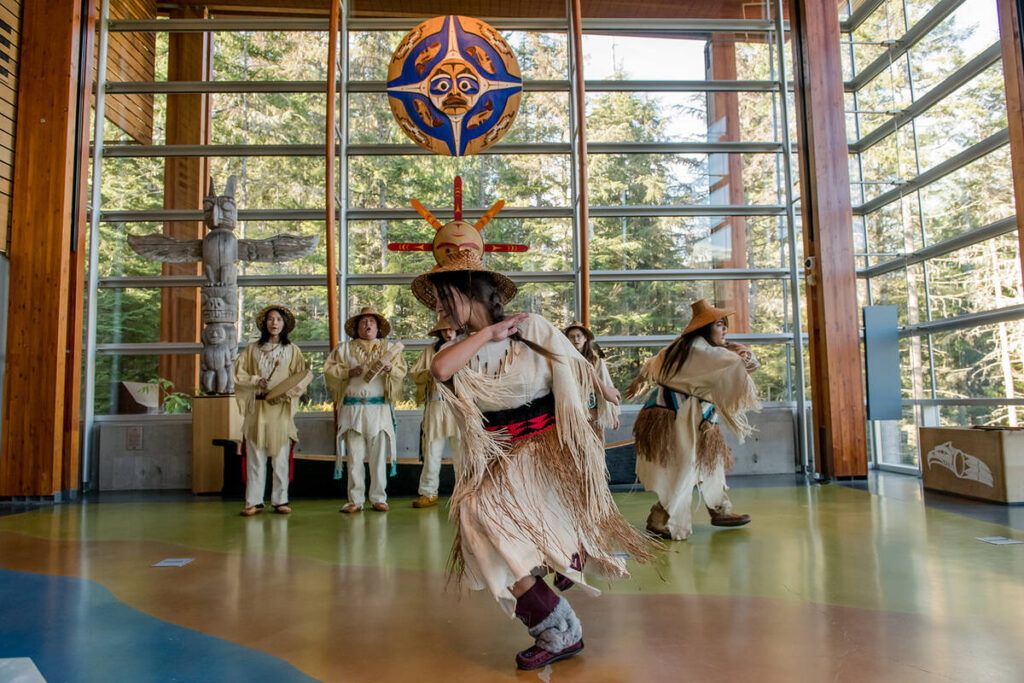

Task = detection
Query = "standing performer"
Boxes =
[413,251,657,671]
[563,321,620,438]
[410,319,461,508]
[233,305,312,517]
[323,307,407,513]
[626,299,760,540]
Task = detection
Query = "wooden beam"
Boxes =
[1,0,91,496]
[788,0,867,478]
[63,0,100,494]
[997,0,1024,295]
[570,0,591,326]
[325,0,339,349]
[708,36,751,333]
[159,6,208,398]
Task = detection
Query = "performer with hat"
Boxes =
[233,305,313,516]
[626,299,760,540]
[410,318,461,508]
[323,307,407,513]
[563,321,620,439]
[413,249,657,671]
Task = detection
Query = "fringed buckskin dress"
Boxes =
[436,313,656,616]
[633,337,760,540]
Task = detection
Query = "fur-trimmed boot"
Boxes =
[646,501,672,539]
[514,580,584,670]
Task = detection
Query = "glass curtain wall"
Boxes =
[841,0,1024,469]
[86,3,806,465]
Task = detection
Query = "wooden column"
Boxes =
[569,0,591,326]
[997,0,1024,293]
[159,7,209,397]
[707,35,750,332]
[788,0,868,478]
[1,0,93,496]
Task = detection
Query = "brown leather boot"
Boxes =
[707,505,751,527]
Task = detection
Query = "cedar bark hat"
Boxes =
[345,307,391,339]
[682,299,734,335]
[255,305,296,334]
[563,321,594,341]
[411,250,517,310]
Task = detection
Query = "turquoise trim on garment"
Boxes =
[342,396,387,405]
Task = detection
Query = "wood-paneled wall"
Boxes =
[1,0,95,497]
[104,0,156,144]
[788,0,868,478]
[0,0,20,254]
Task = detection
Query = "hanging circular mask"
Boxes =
[387,15,523,157]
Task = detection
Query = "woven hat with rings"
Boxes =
[255,304,296,334]
[345,307,391,339]
[682,299,735,336]
[563,321,594,341]
[411,249,518,311]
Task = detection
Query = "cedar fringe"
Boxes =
[633,406,677,466]
[697,422,734,476]
[447,427,658,585]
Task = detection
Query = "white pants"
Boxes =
[656,461,732,540]
[345,431,388,505]
[245,443,291,508]
[418,435,460,497]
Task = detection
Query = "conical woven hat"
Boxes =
[411,250,517,310]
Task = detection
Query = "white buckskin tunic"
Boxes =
[323,338,407,475]
[436,314,656,616]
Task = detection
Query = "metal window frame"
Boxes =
[844,0,968,92]
[99,141,785,158]
[857,215,1017,278]
[848,42,1002,154]
[839,0,888,34]
[852,128,1009,215]
[898,304,1024,338]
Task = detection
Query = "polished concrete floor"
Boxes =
[1,473,1022,682]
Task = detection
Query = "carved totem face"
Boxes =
[203,175,238,231]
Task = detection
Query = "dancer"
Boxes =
[324,307,407,513]
[563,321,620,438]
[233,305,312,516]
[410,319,461,508]
[413,250,657,671]
[626,299,760,540]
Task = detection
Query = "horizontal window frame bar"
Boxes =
[97,205,786,222]
[839,0,887,34]
[853,128,1008,216]
[95,333,796,356]
[98,274,330,289]
[902,397,1024,406]
[96,207,574,222]
[845,0,967,93]
[898,303,1024,338]
[590,268,791,281]
[100,141,785,158]
[585,79,780,92]
[108,17,781,34]
[590,205,787,217]
[849,42,1002,154]
[346,271,576,286]
[105,80,572,95]
[858,215,1017,278]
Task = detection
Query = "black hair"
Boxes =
[429,270,557,362]
[432,329,452,352]
[659,318,727,380]
[258,308,292,346]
